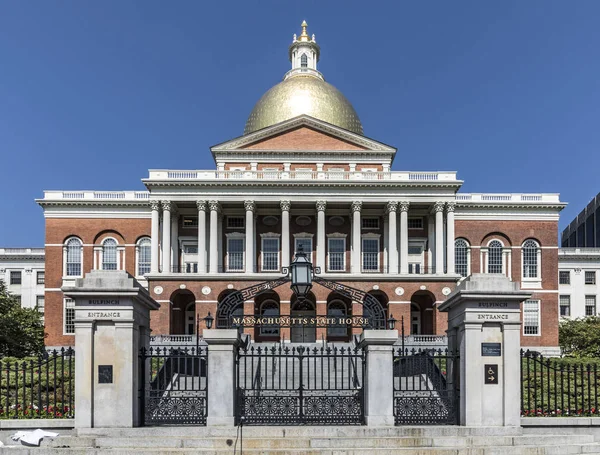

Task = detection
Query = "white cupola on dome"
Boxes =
[285,20,323,81]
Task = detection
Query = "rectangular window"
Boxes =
[585,271,596,285]
[586,295,597,316]
[14,295,21,305]
[361,218,379,229]
[559,271,571,285]
[328,238,345,272]
[227,238,244,271]
[64,298,75,334]
[523,300,540,335]
[407,218,424,229]
[10,271,21,285]
[559,295,570,317]
[362,238,379,272]
[181,216,198,228]
[227,217,245,229]
[37,271,45,285]
[262,237,280,271]
[294,237,313,263]
[36,295,45,313]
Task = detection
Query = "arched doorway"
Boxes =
[254,291,280,342]
[409,291,436,335]
[290,292,316,343]
[170,290,196,335]
[217,289,243,332]
[366,291,389,329]
[326,292,352,342]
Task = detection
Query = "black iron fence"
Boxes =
[521,350,600,417]
[0,348,75,419]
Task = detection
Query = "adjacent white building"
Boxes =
[0,248,45,314]
[558,248,600,319]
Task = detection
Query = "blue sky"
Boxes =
[1,1,599,246]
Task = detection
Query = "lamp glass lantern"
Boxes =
[290,246,313,300]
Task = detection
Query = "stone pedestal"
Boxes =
[62,271,160,428]
[203,329,240,426]
[438,274,531,427]
[359,330,398,426]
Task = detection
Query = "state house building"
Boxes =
[38,23,564,353]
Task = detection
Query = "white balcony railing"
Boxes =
[43,190,150,201]
[456,193,561,203]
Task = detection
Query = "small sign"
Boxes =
[98,365,113,384]
[485,364,498,384]
[481,342,502,357]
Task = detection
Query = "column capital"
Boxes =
[196,200,207,212]
[399,201,410,212]
[244,200,256,212]
[208,200,221,212]
[316,200,327,212]
[386,201,398,214]
[150,200,161,211]
[161,200,172,212]
[432,201,445,213]
[446,201,456,213]
[351,201,362,213]
[280,200,291,212]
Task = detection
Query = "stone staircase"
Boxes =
[3,426,600,455]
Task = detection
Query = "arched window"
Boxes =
[65,238,82,276]
[455,239,469,277]
[301,53,308,68]
[259,300,280,336]
[102,238,118,270]
[487,240,503,274]
[137,237,151,276]
[522,239,539,279]
[327,301,348,338]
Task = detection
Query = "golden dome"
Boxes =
[244,75,363,135]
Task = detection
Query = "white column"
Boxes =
[387,202,398,274]
[446,202,456,275]
[245,200,255,273]
[161,201,172,273]
[351,201,362,273]
[399,201,409,274]
[209,201,220,274]
[197,201,207,273]
[170,210,178,270]
[150,201,160,273]
[316,201,326,272]
[281,200,291,268]
[434,201,445,274]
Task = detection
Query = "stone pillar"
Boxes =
[170,209,179,270]
[245,201,255,273]
[197,201,207,273]
[351,201,362,273]
[63,271,160,428]
[446,202,456,275]
[359,330,398,426]
[438,273,531,426]
[161,201,171,273]
[203,329,240,426]
[150,201,160,274]
[399,201,409,274]
[433,201,445,274]
[387,201,398,274]
[209,201,220,274]
[281,200,291,268]
[316,200,326,272]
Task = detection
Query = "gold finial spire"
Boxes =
[299,20,310,41]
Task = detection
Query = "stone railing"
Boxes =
[456,193,561,203]
[0,248,45,255]
[400,335,448,348]
[150,334,199,345]
[43,191,150,200]
[559,248,600,255]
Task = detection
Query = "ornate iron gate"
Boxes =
[139,346,208,425]
[236,344,365,425]
[393,347,459,425]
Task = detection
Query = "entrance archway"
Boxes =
[326,292,352,342]
[254,291,280,342]
[409,291,436,335]
[170,290,196,335]
[290,292,316,343]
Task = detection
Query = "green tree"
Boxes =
[559,316,600,358]
[0,280,45,358]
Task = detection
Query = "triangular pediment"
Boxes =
[211,115,396,153]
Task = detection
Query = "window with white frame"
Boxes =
[36,295,45,314]
[455,239,470,277]
[328,237,346,271]
[227,237,245,271]
[65,237,83,276]
[64,298,75,334]
[362,237,379,272]
[523,300,540,335]
[522,239,540,279]
[226,217,245,229]
[586,295,597,316]
[559,295,570,317]
[585,271,596,285]
[361,218,379,229]
[137,237,151,276]
[407,242,424,274]
[102,238,118,270]
[407,218,424,230]
[262,237,280,271]
[10,271,21,285]
[37,271,45,284]
[487,240,503,274]
[300,53,307,68]
[559,271,570,285]
[294,236,313,263]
